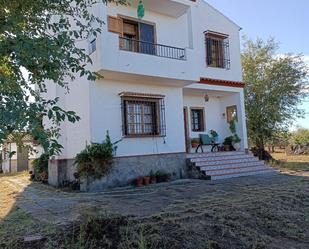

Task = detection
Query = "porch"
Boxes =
[183,83,248,154]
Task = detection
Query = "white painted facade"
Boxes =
[46,0,248,163]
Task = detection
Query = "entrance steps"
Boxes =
[187,151,274,180]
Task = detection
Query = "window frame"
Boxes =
[190,107,205,132]
[226,105,238,123]
[120,93,166,138]
[205,31,230,70]
[118,14,157,42]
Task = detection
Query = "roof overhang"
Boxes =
[199,77,245,88]
[130,0,192,18]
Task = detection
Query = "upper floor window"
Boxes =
[205,31,230,70]
[120,92,166,137]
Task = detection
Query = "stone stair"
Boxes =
[187,151,274,180]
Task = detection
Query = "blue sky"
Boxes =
[206,0,309,129]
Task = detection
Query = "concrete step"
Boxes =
[189,154,254,163]
[199,161,265,171]
[194,156,259,167]
[210,169,275,180]
[187,151,246,159]
[203,164,270,176]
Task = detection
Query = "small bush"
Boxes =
[74,132,118,179]
[32,153,49,180]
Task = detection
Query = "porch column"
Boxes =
[239,90,248,150]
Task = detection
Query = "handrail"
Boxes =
[119,37,187,61]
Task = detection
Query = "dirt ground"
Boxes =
[1,171,309,249]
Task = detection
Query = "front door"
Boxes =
[183,107,190,153]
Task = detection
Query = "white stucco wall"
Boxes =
[190,1,243,82]
[90,79,186,157]
[43,0,248,160]
[89,0,242,83]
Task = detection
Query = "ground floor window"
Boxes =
[191,108,205,132]
[120,92,166,137]
[226,105,238,123]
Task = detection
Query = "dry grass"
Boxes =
[1,172,309,249]
[271,152,309,172]
[0,172,29,219]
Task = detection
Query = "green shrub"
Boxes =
[74,132,119,179]
[32,153,49,181]
[223,136,234,146]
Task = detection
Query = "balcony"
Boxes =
[119,37,186,61]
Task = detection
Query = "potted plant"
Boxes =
[136,177,143,187]
[232,134,241,151]
[40,172,48,184]
[150,170,157,184]
[143,176,151,185]
[223,136,234,151]
[155,170,171,183]
[229,119,241,151]
[190,138,200,148]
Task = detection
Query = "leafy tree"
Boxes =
[0,0,126,155]
[242,38,309,159]
[290,128,309,146]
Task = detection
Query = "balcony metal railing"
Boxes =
[119,37,187,61]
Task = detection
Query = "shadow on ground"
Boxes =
[1,171,309,249]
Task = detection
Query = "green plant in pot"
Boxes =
[229,119,241,151]
[155,170,171,183]
[223,136,234,151]
[150,170,157,184]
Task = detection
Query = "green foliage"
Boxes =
[223,136,234,146]
[32,153,49,179]
[74,132,119,179]
[242,37,309,152]
[229,120,237,134]
[290,128,309,146]
[0,0,126,155]
[224,119,241,145]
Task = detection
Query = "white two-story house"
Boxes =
[47,0,272,190]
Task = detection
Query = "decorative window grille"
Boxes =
[205,31,230,69]
[120,93,166,137]
[191,108,205,132]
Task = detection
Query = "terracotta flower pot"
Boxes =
[191,143,199,148]
[136,177,143,187]
[224,145,231,151]
[143,176,151,186]
[150,176,157,184]
[40,172,48,184]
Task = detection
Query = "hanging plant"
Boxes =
[137,0,145,19]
